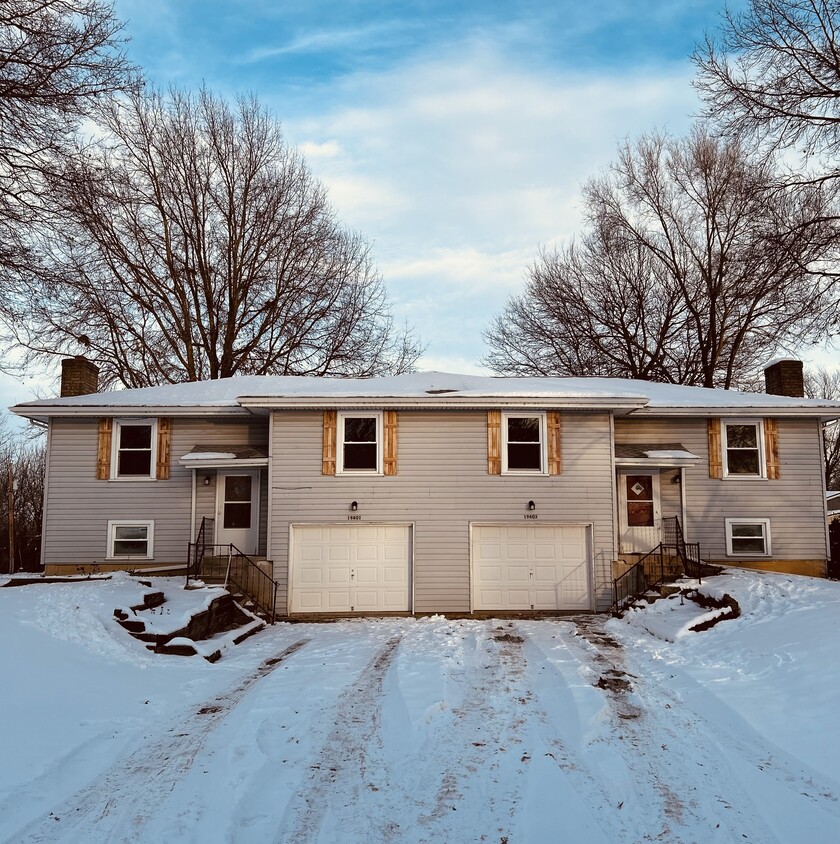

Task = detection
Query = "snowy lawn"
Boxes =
[0,570,839,843]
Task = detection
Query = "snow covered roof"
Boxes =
[10,371,840,420]
[177,445,269,469]
[614,443,700,466]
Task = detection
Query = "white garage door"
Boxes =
[472,524,591,611]
[290,524,411,613]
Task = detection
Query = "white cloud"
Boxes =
[277,44,697,371]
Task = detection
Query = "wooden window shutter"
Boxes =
[764,418,780,480]
[322,410,337,475]
[96,418,112,480]
[547,411,562,475]
[383,410,398,476]
[708,418,723,479]
[156,417,172,480]
[487,410,502,475]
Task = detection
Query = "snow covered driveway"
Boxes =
[2,572,840,843]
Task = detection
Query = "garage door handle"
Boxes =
[350,570,355,579]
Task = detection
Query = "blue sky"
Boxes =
[3,0,756,409]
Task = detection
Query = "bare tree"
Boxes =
[694,1,840,174]
[485,129,837,387]
[805,366,840,488]
[4,87,422,386]
[0,1,136,274]
[0,418,45,572]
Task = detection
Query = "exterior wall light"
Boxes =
[203,476,211,486]
[528,500,536,511]
[350,501,358,511]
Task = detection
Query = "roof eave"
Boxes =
[235,395,649,412]
[632,406,840,419]
[9,405,253,421]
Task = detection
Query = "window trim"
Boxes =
[722,418,766,479]
[501,412,547,475]
[107,520,155,560]
[336,411,383,475]
[111,418,158,480]
[725,518,771,557]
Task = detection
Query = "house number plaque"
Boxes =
[347,514,362,521]
[523,514,538,520]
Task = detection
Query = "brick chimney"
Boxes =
[763,358,804,398]
[60,356,99,397]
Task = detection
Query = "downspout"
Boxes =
[266,410,274,562]
[608,411,618,611]
[820,419,831,573]
[680,466,687,539]
[190,468,197,543]
[38,421,53,571]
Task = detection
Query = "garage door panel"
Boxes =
[472,524,591,611]
[291,524,410,614]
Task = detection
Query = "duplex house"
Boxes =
[11,358,838,615]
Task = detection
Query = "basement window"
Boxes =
[107,520,154,559]
[725,519,771,556]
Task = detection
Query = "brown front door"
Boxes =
[618,471,661,553]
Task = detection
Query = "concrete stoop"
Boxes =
[114,589,265,662]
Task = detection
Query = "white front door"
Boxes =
[471,524,591,611]
[618,471,661,553]
[215,470,260,555]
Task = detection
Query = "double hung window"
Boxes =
[113,419,156,478]
[338,413,382,474]
[722,420,764,478]
[502,413,546,474]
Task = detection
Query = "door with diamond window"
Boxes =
[618,471,661,553]
[215,470,260,554]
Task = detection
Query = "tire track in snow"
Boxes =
[561,616,813,843]
[8,638,311,844]
[409,622,532,840]
[274,633,404,844]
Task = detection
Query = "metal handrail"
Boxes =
[612,516,709,612]
[186,539,278,624]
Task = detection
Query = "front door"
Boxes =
[215,470,260,555]
[618,471,661,553]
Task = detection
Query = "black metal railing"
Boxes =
[612,515,709,613]
[186,516,213,584]
[186,518,278,624]
[612,560,647,612]
[661,516,705,580]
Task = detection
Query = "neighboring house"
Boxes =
[11,358,840,615]
[828,491,840,524]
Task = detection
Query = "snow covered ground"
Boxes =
[0,570,838,843]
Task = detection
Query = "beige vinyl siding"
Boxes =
[615,417,828,561]
[269,410,616,613]
[43,417,268,566]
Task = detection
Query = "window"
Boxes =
[722,420,764,478]
[338,413,382,474]
[107,521,154,559]
[502,413,546,474]
[725,519,771,556]
[113,419,157,478]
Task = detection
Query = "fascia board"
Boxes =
[631,407,840,419]
[9,405,251,421]
[235,396,649,412]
